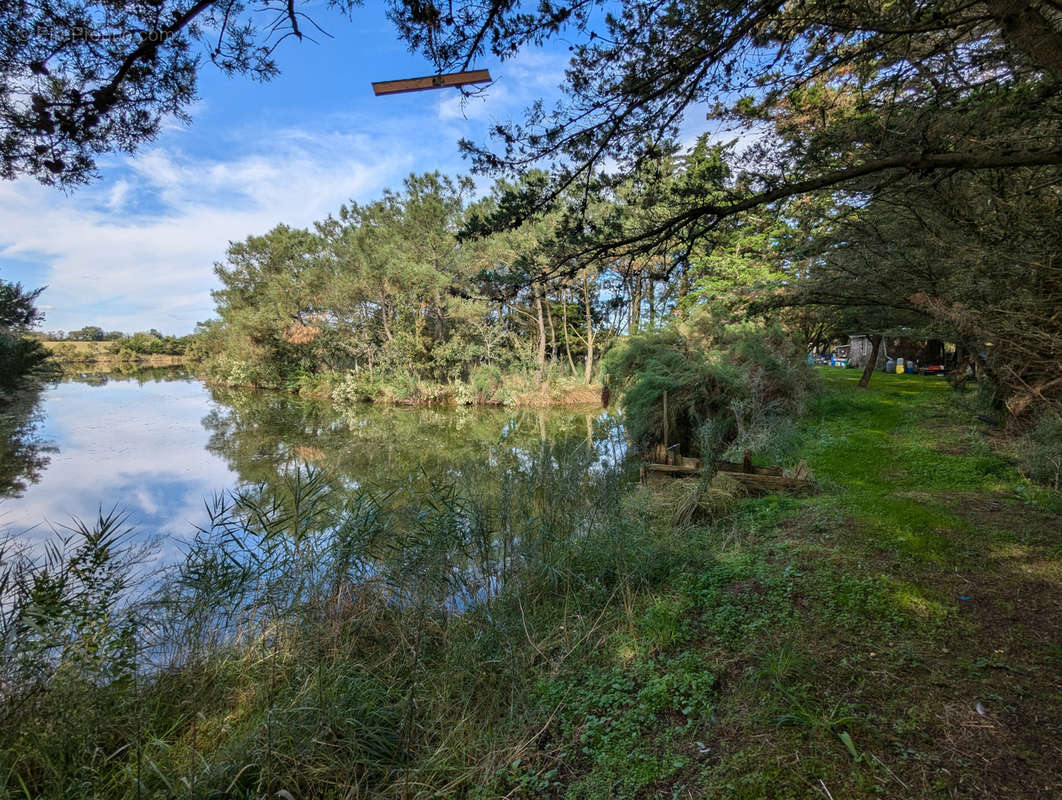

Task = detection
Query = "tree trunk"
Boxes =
[630,273,641,333]
[858,334,882,388]
[561,283,576,375]
[582,271,595,384]
[432,289,447,342]
[545,289,558,361]
[534,284,547,383]
[985,0,1062,80]
[379,298,393,342]
[647,276,656,328]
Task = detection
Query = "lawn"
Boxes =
[511,370,1062,799]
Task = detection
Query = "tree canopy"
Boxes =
[5,0,1059,422]
[1,0,359,185]
[0,278,49,390]
[391,0,1061,269]
[199,172,632,396]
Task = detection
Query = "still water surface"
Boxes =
[0,368,622,561]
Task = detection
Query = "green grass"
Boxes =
[2,370,1060,798]
[497,371,1062,798]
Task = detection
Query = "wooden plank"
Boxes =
[372,69,492,96]
[642,461,814,494]
[716,461,783,476]
[644,463,700,475]
[719,472,815,493]
[646,461,785,478]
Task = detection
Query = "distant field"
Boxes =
[42,340,113,358]
[42,340,187,366]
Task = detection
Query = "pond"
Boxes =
[0,367,624,563]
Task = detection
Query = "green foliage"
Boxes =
[197,176,512,390]
[0,330,51,390]
[455,363,511,405]
[0,281,44,329]
[0,513,145,799]
[392,0,1061,423]
[330,371,379,405]
[64,326,121,342]
[112,331,187,357]
[532,651,713,799]
[3,0,361,187]
[0,445,641,798]
[1021,412,1062,491]
[196,172,620,399]
[0,278,52,391]
[604,309,814,460]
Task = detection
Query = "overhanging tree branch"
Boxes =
[547,148,1062,277]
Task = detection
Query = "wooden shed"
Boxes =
[846,334,951,369]
[847,334,882,368]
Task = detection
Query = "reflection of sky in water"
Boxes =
[0,373,625,566]
[0,376,235,562]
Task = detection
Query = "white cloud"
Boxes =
[0,42,576,335]
[0,127,415,334]
[503,48,569,91]
[106,179,132,212]
[434,47,568,124]
[0,379,237,563]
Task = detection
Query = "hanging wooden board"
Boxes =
[372,69,492,96]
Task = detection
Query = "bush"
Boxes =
[332,372,380,404]
[208,354,277,388]
[603,308,814,463]
[0,331,51,390]
[460,364,509,405]
[1022,411,1062,491]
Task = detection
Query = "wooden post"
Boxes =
[662,390,669,463]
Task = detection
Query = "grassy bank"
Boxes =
[2,372,1059,798]
[482,371,1062,798]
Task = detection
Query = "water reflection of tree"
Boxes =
[200,386,622,502]
[62,365,192,387]
[196,390,630,613]
[0,385,58,498]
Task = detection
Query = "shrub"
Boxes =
[332,372,380,404]
[603,308,814,463]
[208,354,276,388]
[0,331,51,390]
[1022,411,1062,490]
[462,364,508,404]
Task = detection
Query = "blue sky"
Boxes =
[0,2,574,335]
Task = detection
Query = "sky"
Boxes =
[0,2,576,335]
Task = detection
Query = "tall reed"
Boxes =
[1,442,670,799]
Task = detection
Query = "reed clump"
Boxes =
[0,444,701,799]
[645,473,743,528]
